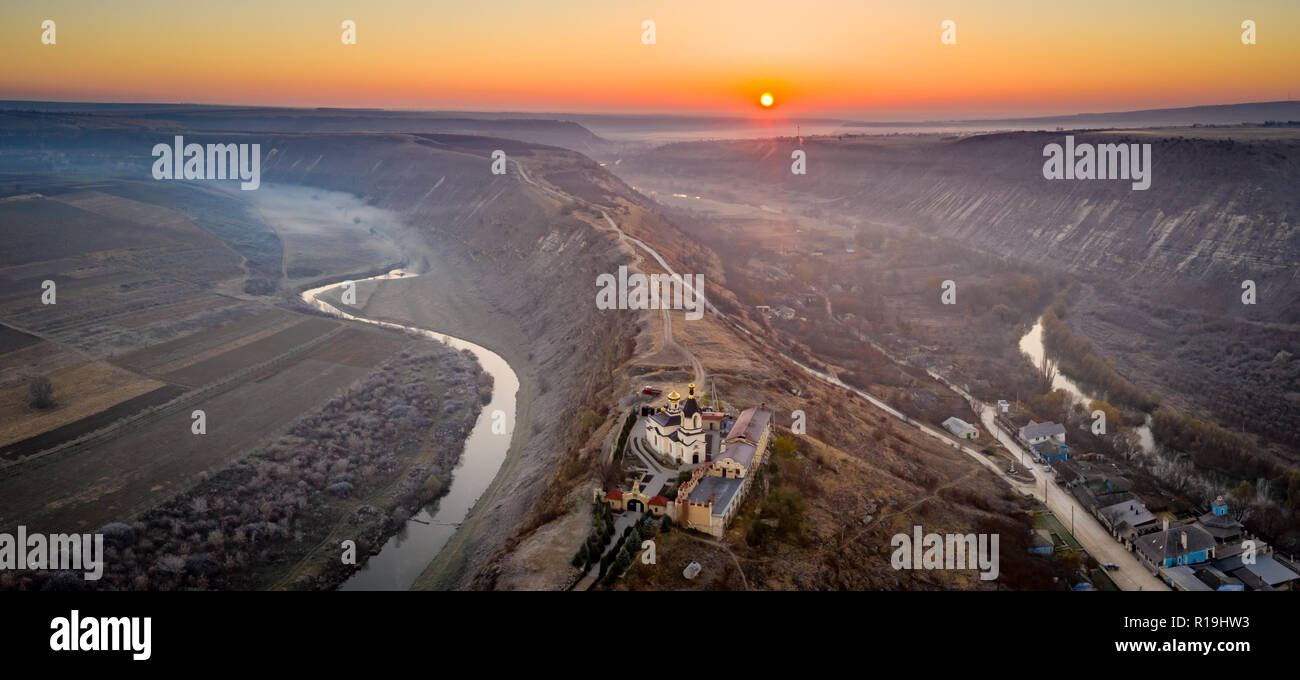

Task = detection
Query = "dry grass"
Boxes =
[0,359,164,447]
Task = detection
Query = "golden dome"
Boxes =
[667,388,680,401]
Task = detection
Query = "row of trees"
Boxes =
[1150,405,1297,505]
[574,500,615,572]
[1040,309,1157,411]
[574,497,674,587]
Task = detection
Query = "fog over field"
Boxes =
[2,97,1300,601]
[243,184,409,284]
[8,1,1300,670]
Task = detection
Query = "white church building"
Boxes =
[645,383,726,465]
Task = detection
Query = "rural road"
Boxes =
[590,206,1166,591]
[974,404,1167,591]
[659,306,706,387]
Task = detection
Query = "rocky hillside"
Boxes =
[622,130,1300,317]
[0,114,1078,590]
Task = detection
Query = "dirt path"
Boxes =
[679,531,750,590]
[592,207,1166,591]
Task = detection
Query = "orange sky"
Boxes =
[3,0,1298,118]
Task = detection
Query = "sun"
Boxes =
[759,92,774,108]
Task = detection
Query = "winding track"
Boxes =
[515,158,1164,590]
[591,206,1166,591]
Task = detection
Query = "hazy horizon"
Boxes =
[4,96,1298,126]
[5,0,1298,118]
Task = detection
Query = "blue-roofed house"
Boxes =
[1034,442,1070,462]
[1136,521,1216,572]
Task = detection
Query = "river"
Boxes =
[1018,317,1155,455]
[300,270,518,590]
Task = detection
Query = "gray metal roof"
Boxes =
[1215,554,1299,586]
[1021,421,1067,440]
[688,475,745,517]
[1136,524,1216,564]
[650,411,680,428]
[1099,501,1158,529]
[727,407,772,444]
[1197,511,1243,537]
[719,440,758,470]
[1162,566,1213,591]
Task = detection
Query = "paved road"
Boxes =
[626,426,677,500]
[829,289,1168,590]
[660,306,706,387]
[586,206,1166,591]
[975,404,1167,591]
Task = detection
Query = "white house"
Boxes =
[1020,420,1066,445]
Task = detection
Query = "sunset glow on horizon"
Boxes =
[3,0,1299,119]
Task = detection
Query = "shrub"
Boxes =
[580,409,603,436]
[27,376,53,409]
[614,409,637,461]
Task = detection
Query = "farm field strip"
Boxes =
[0,340,79,383]
[1,277,197,335]
[159,316,339,387]
[0,320,351,471]
[0,356,382,533]
[0,324,40,354]
[111,306,290,371]
[0,384,186,462]
[110,292,244,330]
[0,358,166,447]
[143,316,305,376]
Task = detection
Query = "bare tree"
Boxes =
[1035,358,1058,395]
[27,376,53,409]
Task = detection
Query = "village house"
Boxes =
[1097,500,1160,543]
[1049,457,1095,488]
[1113,495,1300,591]
[1197,496,1300,591]
[1073,475,1134,512]
[1135,520,1216,570]
[1034,441,1070,463]
[1019,420,1066,446]
[1210,553,1299,591]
